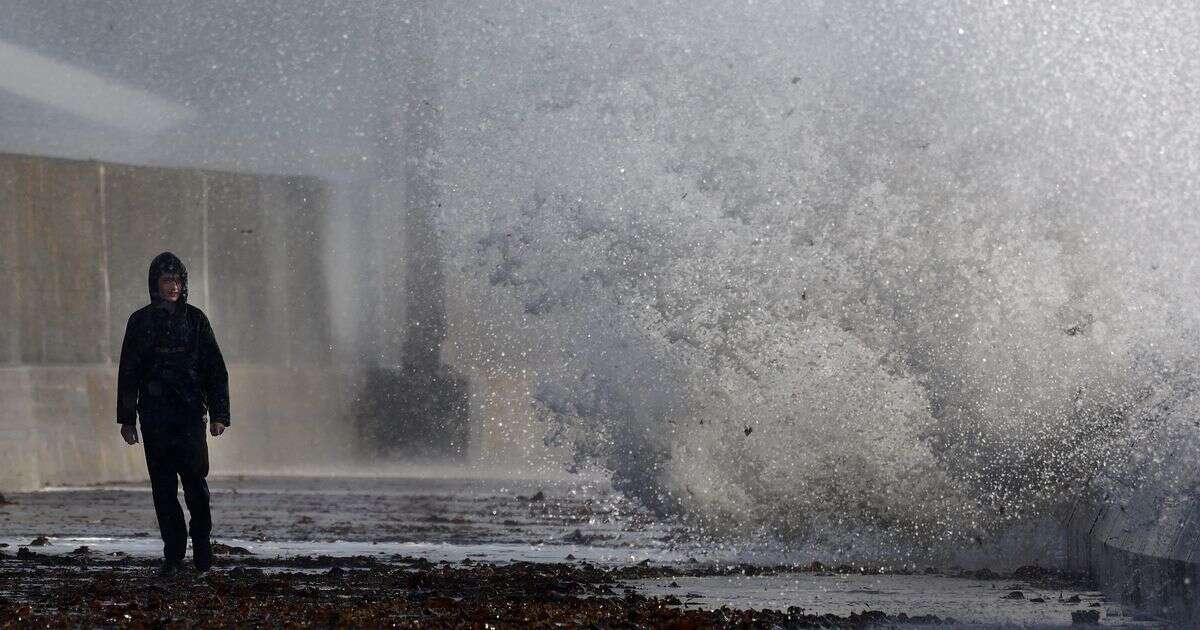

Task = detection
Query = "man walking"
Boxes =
[117,252,230,575]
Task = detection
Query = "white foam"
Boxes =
[432,1,1200,560]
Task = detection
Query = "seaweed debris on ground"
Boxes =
[0,552,948,628]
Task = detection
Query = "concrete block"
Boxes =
[0,365,145,493]
[0,156,27,365]
[205,171,283,364]
[102,162,207,356]
[0,367,40,491]
[261,174,332,366]
[0,153,107,365]
[208,364,361,472]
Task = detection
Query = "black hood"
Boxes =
[148,252,189,305]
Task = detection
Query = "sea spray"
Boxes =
[435,0,1200,558]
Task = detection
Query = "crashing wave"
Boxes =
[433,0,1200,558]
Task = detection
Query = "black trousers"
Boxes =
[141,418,211,565]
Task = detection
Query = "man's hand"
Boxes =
[210,421,228,437]
[120,424,139,445]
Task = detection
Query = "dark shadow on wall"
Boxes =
[350,1,469,461]
[354,364,470,460]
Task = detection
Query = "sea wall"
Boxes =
[1065,466,1200,620]
[0,152,360,492]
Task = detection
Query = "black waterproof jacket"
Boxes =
[116,252,231,426]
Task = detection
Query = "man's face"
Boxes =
[157,273,182,302]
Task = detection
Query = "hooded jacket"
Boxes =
[116,252,231,426]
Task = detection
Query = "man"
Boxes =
[117,252,231,575]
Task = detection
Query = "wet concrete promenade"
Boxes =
[0,475,1161,627]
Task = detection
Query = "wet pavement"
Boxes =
[0,474,702,566]
[630,574,1159,628]
[0,474,1165,627]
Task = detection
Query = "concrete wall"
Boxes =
[0,152,360,492]
[0,154,109,364]
[1065,445,1200,621]
[0,364,363,490]
[0,152,334,366]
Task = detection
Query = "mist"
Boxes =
[433,0,1200,560]
[4,0,1200,564]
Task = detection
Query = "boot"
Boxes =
[193,538,213,573]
